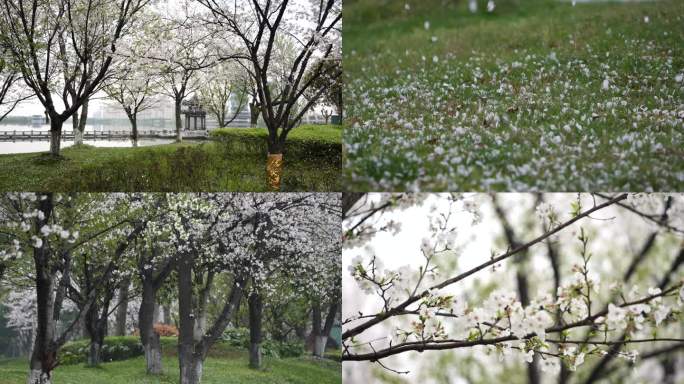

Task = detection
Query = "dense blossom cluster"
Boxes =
[0,192,341,339]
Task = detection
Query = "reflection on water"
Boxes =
[0,139,182,154]
[0,122,167,133]
[0,122,199,154]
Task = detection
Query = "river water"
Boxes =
[0,123,193,154]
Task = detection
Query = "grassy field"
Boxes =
[0,337,341,384]
[0,353,341,384]
[0,125,341,191]
[344,0,684,191]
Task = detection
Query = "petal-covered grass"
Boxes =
[344,0,684,191]
[0,125,341,191]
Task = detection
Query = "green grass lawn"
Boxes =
[0,338,341,384]
[0,125,341,191]
[0,354,340,384]
[344,0,684,191]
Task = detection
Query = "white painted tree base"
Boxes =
[313,336,328,358]
[144,344,163,374]
[27,369,51,384]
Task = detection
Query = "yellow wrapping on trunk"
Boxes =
[266,153,284,190]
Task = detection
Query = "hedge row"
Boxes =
[210,125,341,164]
[58,330,306,365]
[221,327,305,358]
[59,336,144,365]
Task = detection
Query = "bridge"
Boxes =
[0,129,208,142]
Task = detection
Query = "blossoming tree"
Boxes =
[343,193,684,383]
[0,47,31,122]
[103,16,162,145]
[0,193,151,384]
[0,0,151,156]
[167,192,340,383]
[197,0,342,189]
[1,192,342,384]
[198,62,249,128]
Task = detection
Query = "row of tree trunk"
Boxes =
[48,94,258,153]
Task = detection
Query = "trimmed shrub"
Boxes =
[153,323,179,337]
[59,336,144,365]
[221,327,249,348]
[220,328,305,358]
[210,125,341,164]
[275,341,305,358]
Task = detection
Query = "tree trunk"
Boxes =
[249,102,259,127]
[265,128,285,190]
[115,278,130,336]
[80,317,88,339]
[85,303,108,367]
[163,304,172,325]
[312,301,338,358]
[179,357,203,384]
[178,252,204,384]
[85,311,97,366]
[74,99,89,145]
[128,114,139,145]
[336,102,343,121]
[88,340,102,367]
[49,119,63,156]
[78,99,88,133]
[28,195,57,384]
[313,335,327,358]
[139,281,162,374]
[73,125,83,145]
[214,111,225,128]
[175,98,183,142]
[248,292,263,369]
[27,367,52,384]
[28,270,56,384]
[144,335,163,375]
[312,303,323,357]
[72,113,80,144]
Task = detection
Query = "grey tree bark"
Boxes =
[72,97,89,145]
[248,292,263,369]
[85,306,108,367]
[49,119,63,157]
[175,98,183,142]
[126,110,139,146]
[249,100,259,127]
[139,280,163,374]
[177,249,244,384]
[311,301,338,358]
[114,278,130,336]
[163,304,172,325]
[28,196,57,384]
[178,252,200,384]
